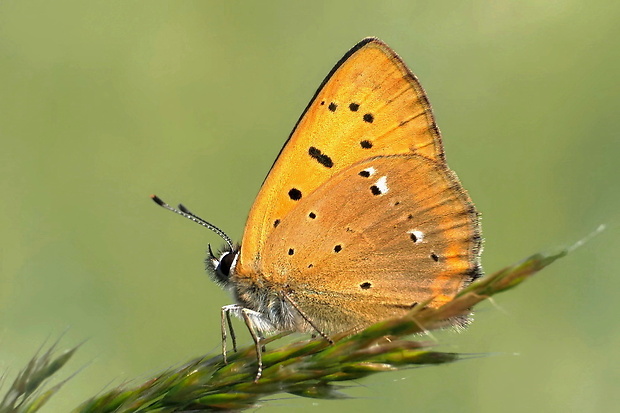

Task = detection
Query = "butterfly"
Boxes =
[152,37,482,380]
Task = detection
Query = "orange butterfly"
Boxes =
[153,37,482,380]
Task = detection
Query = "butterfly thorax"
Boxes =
[208,246,308,334]
[232,275,307,334]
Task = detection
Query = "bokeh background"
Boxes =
[1,1,619,412]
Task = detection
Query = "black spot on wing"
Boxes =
[328,102,337,112]
[273,219,280,228]
[363,113,374,123]
[349,102,360,111]
[360,140,373,149]
[288,188,302,200]
[308,146,334,168]
[360,282,372,290]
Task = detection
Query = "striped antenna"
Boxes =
[150,194,234,251]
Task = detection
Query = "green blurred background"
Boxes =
[1,1,619,411]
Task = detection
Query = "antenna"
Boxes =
[150,194,234,251]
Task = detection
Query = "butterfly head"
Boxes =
[207,243,240,287]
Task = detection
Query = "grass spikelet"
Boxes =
[1,249,568,412]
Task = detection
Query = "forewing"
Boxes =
[237,38,444,274]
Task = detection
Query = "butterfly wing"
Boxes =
[237,38,446,275]
[255,154,481,333]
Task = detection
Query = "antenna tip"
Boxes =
[150,194,165,206]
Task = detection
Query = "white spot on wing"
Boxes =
[363,167,376,176]
[375,176,389,194]
[407,229,424,243]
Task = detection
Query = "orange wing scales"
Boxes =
[255,155,480,333]
[238,39,446,275]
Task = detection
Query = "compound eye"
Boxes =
[218,252,235,277]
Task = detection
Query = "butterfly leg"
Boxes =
[240,308,264,382]
[220,304,241,364]
[258,330,266,353]
[226,309,237,352]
